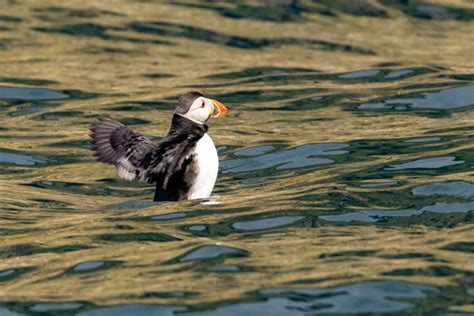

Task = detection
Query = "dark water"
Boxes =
[0,1,473,315]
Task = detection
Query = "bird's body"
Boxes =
[187,133,219,200]
[89,92,227,202]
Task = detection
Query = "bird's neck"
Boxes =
[168,114,208,138]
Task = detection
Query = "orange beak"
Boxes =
[210,99,228,118]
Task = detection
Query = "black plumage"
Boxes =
[175,91,203,115]
[89,114,207,201]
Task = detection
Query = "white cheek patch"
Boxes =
[182,100,209,124]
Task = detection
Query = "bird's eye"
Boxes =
[201,101,205,108]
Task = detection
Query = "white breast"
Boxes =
[188,133,219,199]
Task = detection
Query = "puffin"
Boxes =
[89,91,228,202]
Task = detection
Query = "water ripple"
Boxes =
[221,143,349,173]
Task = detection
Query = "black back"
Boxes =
[90,114,208,201]
[145,114,208,201]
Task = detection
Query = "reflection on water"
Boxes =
[257,281,437,315]
[79,304,186,316]
[0,151,54,166]
[385,69,413,78]
[385,156,464,170]
[0,0,473,314]
[360,181,398,188]
[412,181,474,198]
[0,269,15,278]
[339,69,380,78]
[221,143,349,173]
[322,180,474,223]
[232,215,304,231]
[206,264,241,272]
[358,85,474,110]
[320,201,474,223]
[234,145,275,156]
[72,261,105,272]
[151,212,187,221]
[30,303,84,313]
[404,137,441,143]
[177,245,248,262]
[0,86,69,100]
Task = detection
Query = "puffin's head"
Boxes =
[175,91,228,124]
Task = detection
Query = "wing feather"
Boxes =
[144,134,198,188]
[89,115,206,193]
[89,116,155,182]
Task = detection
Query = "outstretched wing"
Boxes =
[89,116,155,182]
[89,115,207,193]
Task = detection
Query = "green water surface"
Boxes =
[0,0,473,315]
